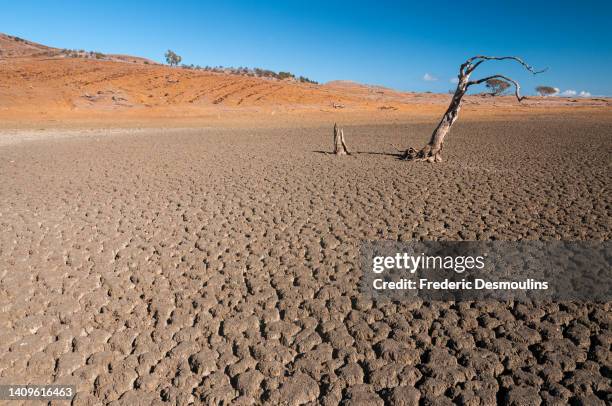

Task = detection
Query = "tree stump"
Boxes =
[333,123,350,155]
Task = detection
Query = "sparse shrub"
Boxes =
[485,78,511,96]
[298,76,318,84]
[187,62,315,83]
[536,86,558,96]
[255,68,275,78]
[277,71,295,80]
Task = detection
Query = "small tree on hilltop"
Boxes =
[486,78,511,96]
[165,50,182,66]
[536,86,558,97]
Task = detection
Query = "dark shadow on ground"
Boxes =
[312,150,402,158]
[354,151,403,157]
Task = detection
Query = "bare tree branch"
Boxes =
[463,55,547,75]
[468,74,525,102]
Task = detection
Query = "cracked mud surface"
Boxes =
[0,116,610,405]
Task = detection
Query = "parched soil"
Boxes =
[0,115,610,405]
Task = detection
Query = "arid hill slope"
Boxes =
[0,33,54,58]
[1,33,610,128]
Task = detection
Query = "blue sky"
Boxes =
[2,1,611,95]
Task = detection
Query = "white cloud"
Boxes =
[450,77,459,84]
[423,73,438,81]
[558,89,591,98]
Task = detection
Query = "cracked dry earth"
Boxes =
[0,116,610,405]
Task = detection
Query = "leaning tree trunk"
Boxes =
[406,81,468,162]
[333,123,350,155]
[401,55,545,162]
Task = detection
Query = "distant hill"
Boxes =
[0,33,156,64]
[0,33,606,125]
[0,32,390,115]
[325,80,398,93]
[0,33,55,58]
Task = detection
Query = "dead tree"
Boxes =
[401,56,546,162]
[333,123,350,155]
